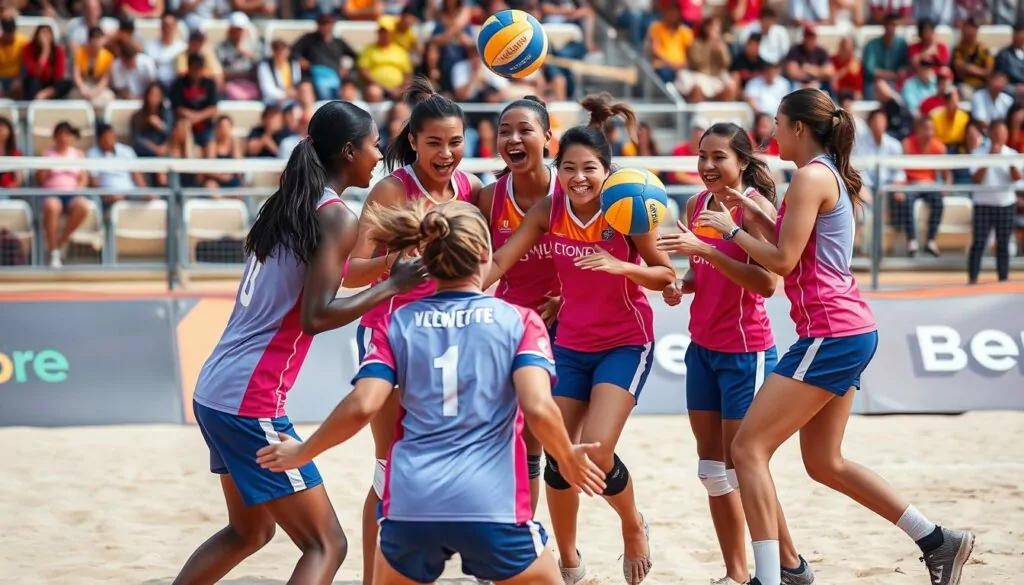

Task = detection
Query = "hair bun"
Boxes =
[420,209,451,243]
[404,76,438,107]
[579,93,615,129]
[524,95,547,107]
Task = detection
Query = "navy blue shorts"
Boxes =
[378,513,548,583]
[553,343,654,403]
[547,320,558,344]
[686,343,777,420]
[773,331,879,396]
[193,401,322,506]
[356,324,372,362]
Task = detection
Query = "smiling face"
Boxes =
[346,124,383,188]
[557,144,609,207]
[410,116,465,184]
[773,112,797,161]
[698,133,742,192]
[498,107,549,173]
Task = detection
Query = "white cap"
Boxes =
[228,12,250,29]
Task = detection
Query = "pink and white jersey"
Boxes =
[777,155,876,338]
[359,165,475,332]
[490,170,559,313]
[548,191,654,352]
[355,291,556,523]
[688,189,774,353]
[194,189,345,418]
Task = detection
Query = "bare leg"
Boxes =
[495,548,563,585]
[371,545,430,585]
[264,485,347,585]
[363,391,401,585]
[42,197,62,252]
[58,196,90,248]
[544,397,587,569]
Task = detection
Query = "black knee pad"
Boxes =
[603,454,630,496]
[543,452,571,490]
[527,454,542,480]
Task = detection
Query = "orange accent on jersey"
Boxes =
[549,207,606,243]
[496,197,525,231]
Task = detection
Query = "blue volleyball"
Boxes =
[476,9,549,79]
[600,168,670,236]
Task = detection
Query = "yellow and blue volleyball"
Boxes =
[600,168,670,236]
[477,9,549,79]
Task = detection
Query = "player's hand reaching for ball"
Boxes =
[388,256,429,293]
[574,247,628,275]
[256,433,311,472]
[656,220,710,257]
[696,197,739,235]
[562,442,607,496]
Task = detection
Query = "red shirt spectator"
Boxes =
[727,0,762,26]
[908,19,950,70]
[832,37,864,97]
[22,36,65,84]
[918,67,954,116]
[665,0,704,27]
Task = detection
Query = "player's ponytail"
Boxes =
[384,76,467,171]
[701,122,777,205]
[554,93,636,172]
[363,199,489,282]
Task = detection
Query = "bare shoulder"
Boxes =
[317,200,359,235]
[365,176,405,209]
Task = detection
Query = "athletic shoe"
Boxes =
[560,550,587,585]
[622,515,652,585]
[710,576,745,585]
[781,555,815,585]
[921,527,975,585]
[474,579,493,585]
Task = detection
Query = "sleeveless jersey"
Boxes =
[777,154,876,338]
[688,189,774,353]
[490,170,559,313]
[356,291,556,524]
[359,165,475,332]
[194,189,344,418]
[548,191,654,352]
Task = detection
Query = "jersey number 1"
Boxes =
[240,257,263,307]
[433,345,459,417]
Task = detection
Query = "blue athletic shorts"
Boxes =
[547,320,558,344]
[552,343,654,403]
[378,512,548,583]
[685,344,778,420]
[356,324,372,362]
[193,401,323,506]
[773,331,879,396]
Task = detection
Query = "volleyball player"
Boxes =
[174,101,426,585]
[695,88,975,585]
[483,94,676,585]
[340,77,482,585]
[475,95,561,513]
[256,199,606,585]
[657,123,814,585]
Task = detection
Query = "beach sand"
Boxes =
[2,412,1021,585]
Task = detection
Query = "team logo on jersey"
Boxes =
[499,219,513,234]
[601,228,614,241]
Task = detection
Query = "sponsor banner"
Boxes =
[0,300,184,427]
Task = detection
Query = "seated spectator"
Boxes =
[634,121,660,157]
[900,116,950,256]
[291,12,358,100]
[731,32,766,89]
[38,122,89,268]
[21,24,71,100]
[869,0,912,24]
[71,26,116,107]
[170,53,219,147]
[646,2,692,85]
[246,105,285,158]
[414,41,445,91]
[950,17,992,97]
[750,111,779,155]
[970,70,1014,128]
[675,16,737,102]
[66,5,111,51]
[339,78,372,109]
[540,0,598,53]
[902,61,938,115]
[0,15,28,97]
[341,0,385,21]
[216,12,260,100]
[258,39,301,105]
[0,116,23,189]
[380,100,410,153]
[951,118,986,185]
[727,0,762,27]
[955,1,990,25]
[116,0,164,19]
[111,44,158,99]
[668,117,706,189]
[908,17,950,71]
[87,123,148,208]
[862,13,909,99]
[790,0,834,26]
[451,46,515,102]
[357,17,413,98]
[145,12,187,88]
[172,0,230,30]
[107,16,143,60]
[277,103,307,160]
[428,0,476,92]
[993,24,1024,97]
[913,0,953,26]
[968,119,1021,284]
[131,81,173,186]
[230,0,277,17]
[918,66,954,116]
[837,90,871,143]
[737,6,790,65]
[294,79,318,125]
[782,25,834,90]
[1007,104,1024,152]
[831,36,864,99]
[201,115,243,196]
[390,8,422,56]
[616,0,657,47]
[744,59,791,114]
[167,118,198,186]
[855,109,906,210]
[176,27,224,89]
[930,86,970,149]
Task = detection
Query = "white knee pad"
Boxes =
[697,460,734,497]
[726,468,739,491]
[372,458,387,499]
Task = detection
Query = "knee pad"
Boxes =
[543,453,571,490]
[726,468,739,491]
[372,458,387,499]
[697,460,734,497]
[527,454,542,480]
[603,454,630,497]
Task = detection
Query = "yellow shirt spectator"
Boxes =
[931,108,970,146]
[74,45,115,79]
[648,21,693,69]
[358,42,412,90]
[0,33,29,79]
[951,41,992,90]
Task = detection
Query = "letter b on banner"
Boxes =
[915,325,1021,373]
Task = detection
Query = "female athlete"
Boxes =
[256,199,606,585]
[657,123,814,585]
[340,77,482,585]
[174,101,426,585]
[696,88,975,585]
[474,95,561,512]
[483,93,676,585]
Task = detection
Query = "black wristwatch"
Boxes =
[723,226,742,241]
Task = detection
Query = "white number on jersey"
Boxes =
[433,345,459,417]
[239,257,263,307]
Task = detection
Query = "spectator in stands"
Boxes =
[390,8,422,56]
[951,116,984,184]
[170,53,219,147]
[38,121,89,268]
[782,24,833,90]
[168,118,198,186]
[993,24,1024,97]
[116,0,164,19]
[862,13,909,99]
[737,6,790,65]
[111,44,158,99]
[200,115,243,196]
[71,26,115,107]
[107,16,143,60]
[634,121,660,157]
[177,27,224,89]
[914,0,954,25]
[901,60,938,114]
[789,0,833,26]
[539,0,598,53]
[918,66,954,116]
[217,12,260,100]
[0,15,27,97]
[343,77,382,105]
[668,116,706,190]
[968,119,1021,283]
[727,0,762,27]
[231,0,277,17]
[615,0,657,47]
[1006,104,1024,152]
[66,3,106,51]
[246,104,284,158]
[146,13,187,88]
[172,0,230,30]
[955,0,991,25]
[856,109,906,209]
[831,36,864,98]
[258,39,300,105]
[294,79,317,123]
[869,0,912,24]
[0,116,22,189]
[291,12,357,100]
[744,59,791,114]
[676,16,737,102]
[908,17,950,70]
[341,0,385,21]
[293,0,322,19]
[380,99,409,152]
[900,116,950,256]
[131,81,173,185]
[414,41,444,91]
[357,16,413,98]
[970,70,1013,128]
[276,102,307,159]
[950,17,992,98]
[750,111,779,155]
[646,1,692,85]
[21,23,70,100]
[931,86,969,148]
[87,122,148,208]
[451,46,513,102]
[730,31,767,89]
[428,0,475,91]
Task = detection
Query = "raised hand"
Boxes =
[388,256,429,293]
[656,220,710,256]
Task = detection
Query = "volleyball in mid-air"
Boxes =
[477,9,549,79]
[600,168,670,236]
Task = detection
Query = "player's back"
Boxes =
[381,292,538,524]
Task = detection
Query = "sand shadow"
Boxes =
[143,578,483,585]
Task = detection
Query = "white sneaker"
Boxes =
[559,550,587,585]
[711,577,745,585]
[48,250,62,268]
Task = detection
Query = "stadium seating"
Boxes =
[109,199,168,262]
[184,198,250,261]
[0,199,35,261]
[27,100,96,154]
[916,195,974,253]
[66,198,105,262]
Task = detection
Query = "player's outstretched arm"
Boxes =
[342,177,406,288]
[482,197,551,290]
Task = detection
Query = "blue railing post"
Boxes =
[166,172,181,291]
[870,163,883,291]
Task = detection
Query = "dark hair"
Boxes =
[96,122,114,137]
[364,199,488,281]
[383,76,465,171]
[778,88,864,206]
[30,24,55,53]
[495,95,551,177]
[244,101,375,265]
[866,108,887,123]
[54,121,81,138]
[916,17,934,35]
[0,116,16,154]
[701,123,776,204]
[554,93,637,171]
